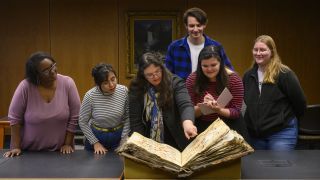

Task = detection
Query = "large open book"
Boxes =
[118,118,254,177]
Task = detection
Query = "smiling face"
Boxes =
[253,41,272,68]
[144,64,162,87]
[186,16,206,41]
[201,57,220,82]
[100,72,117,93]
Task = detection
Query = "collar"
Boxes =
[97,86,115,96]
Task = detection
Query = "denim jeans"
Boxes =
[250,117,298,151]
[84,125,122,151]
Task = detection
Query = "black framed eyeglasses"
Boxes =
[144,69,162,79]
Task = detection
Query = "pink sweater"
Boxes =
[8,74,80,151]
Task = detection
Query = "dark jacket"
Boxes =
[243,65,306,138]
[129,75,195,151]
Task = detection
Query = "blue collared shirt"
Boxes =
[165,34,233,79]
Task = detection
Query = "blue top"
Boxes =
[165,34,233,80]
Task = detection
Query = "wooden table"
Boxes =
[0,150,124,179]
[1,150,320,179]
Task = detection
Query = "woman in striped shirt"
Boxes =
[79,63,130,154]
[186,45,248,139]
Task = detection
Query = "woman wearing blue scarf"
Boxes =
[129,52,198,151]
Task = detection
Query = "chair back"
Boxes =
[299,104,320,135]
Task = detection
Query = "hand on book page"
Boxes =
[118,118,254,178]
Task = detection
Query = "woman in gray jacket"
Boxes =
[129,52,197,151]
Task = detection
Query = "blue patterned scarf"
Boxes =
[145,87,164,143]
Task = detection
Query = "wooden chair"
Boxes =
[0,116,10,149]
[297,104,320,149]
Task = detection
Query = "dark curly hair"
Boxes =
[91,63,117,90]
[25,51,55,85]
[129,51,172,108]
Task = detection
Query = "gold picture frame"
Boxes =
[126,11,180,78]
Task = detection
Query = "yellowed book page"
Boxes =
[181,118,230,167]
[128,132,182,166]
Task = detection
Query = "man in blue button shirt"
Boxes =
[165,7,233,80]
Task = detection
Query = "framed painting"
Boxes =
[126,11,180,77]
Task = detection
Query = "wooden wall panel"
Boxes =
[188,0,257,76]
[1,0,319,116]
[50,0,118,99]
[256,0,320,104]
[0,0,50,116]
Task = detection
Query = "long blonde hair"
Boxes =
[253,35,290,84]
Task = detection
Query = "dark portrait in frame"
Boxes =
[126,11,180,77]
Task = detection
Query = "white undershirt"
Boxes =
[188,38,204,72]
[257,68,264,93]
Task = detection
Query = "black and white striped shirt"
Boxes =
[79,85,130,144]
